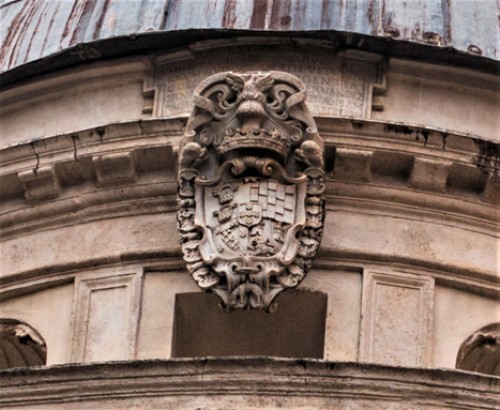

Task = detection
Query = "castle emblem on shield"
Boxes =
[177,71,325,311]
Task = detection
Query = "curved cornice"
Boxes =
[0,358,498,409]
[0,118,498,298]
[1,117,497,212]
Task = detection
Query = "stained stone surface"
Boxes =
[0,359,498,410]
[171,291,327,358]
[456,323,500,376]
[0,35,498,410]
[154,47,382,119]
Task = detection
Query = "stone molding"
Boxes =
[2,41,498,147]
[0,260,182,303]
[1,119,496,224]
[0,57,152,117]
[388,58,499,94]
[1,118,495,193]
[1,251,498,307]
[1,118,498,297]
[17,166,61,202]
[0,359,498,409]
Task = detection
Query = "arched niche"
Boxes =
[456,323,500,376]
[0,319,47,369]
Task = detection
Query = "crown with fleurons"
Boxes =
[188,72,312,161]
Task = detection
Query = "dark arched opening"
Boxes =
[456,323,500,376]
[0,319,47,369]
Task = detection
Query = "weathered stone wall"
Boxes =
[0,37,498,407]
[1,41,499,145]
[1,359,499,409]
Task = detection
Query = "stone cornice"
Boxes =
[1,118,498,296]
[1,254,498,306]
[0,359,498,409]
[1,118,497,241]
[1,117,496,171]
[0,119,184,173]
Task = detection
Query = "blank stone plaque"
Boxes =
[71,273,140,363]
[171,290,327,358]
[360,270,434,367]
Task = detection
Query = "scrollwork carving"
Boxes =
[177,71,325,311]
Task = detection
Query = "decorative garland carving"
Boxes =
[177,71,325,312]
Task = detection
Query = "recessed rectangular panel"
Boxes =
[72,273,140,363]
[172,290,327,358]
[372,283,421,366]
[84,287,128,362]
[360,271,434,367]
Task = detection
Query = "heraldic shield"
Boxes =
[177,71,325,312]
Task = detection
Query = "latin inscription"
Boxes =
[153,47,381,118]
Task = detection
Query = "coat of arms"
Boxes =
[177,71,325,311]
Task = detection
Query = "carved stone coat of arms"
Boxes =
[177,71,325,311]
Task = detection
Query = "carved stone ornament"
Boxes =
[177,71,325,312]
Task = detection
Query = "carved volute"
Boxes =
[177,71,325,312]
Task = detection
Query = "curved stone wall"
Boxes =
[0,359,499,409]
[0,32,499,406]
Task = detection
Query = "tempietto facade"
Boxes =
[0,0,499,408]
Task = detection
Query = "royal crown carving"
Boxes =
[177,71,325,311]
